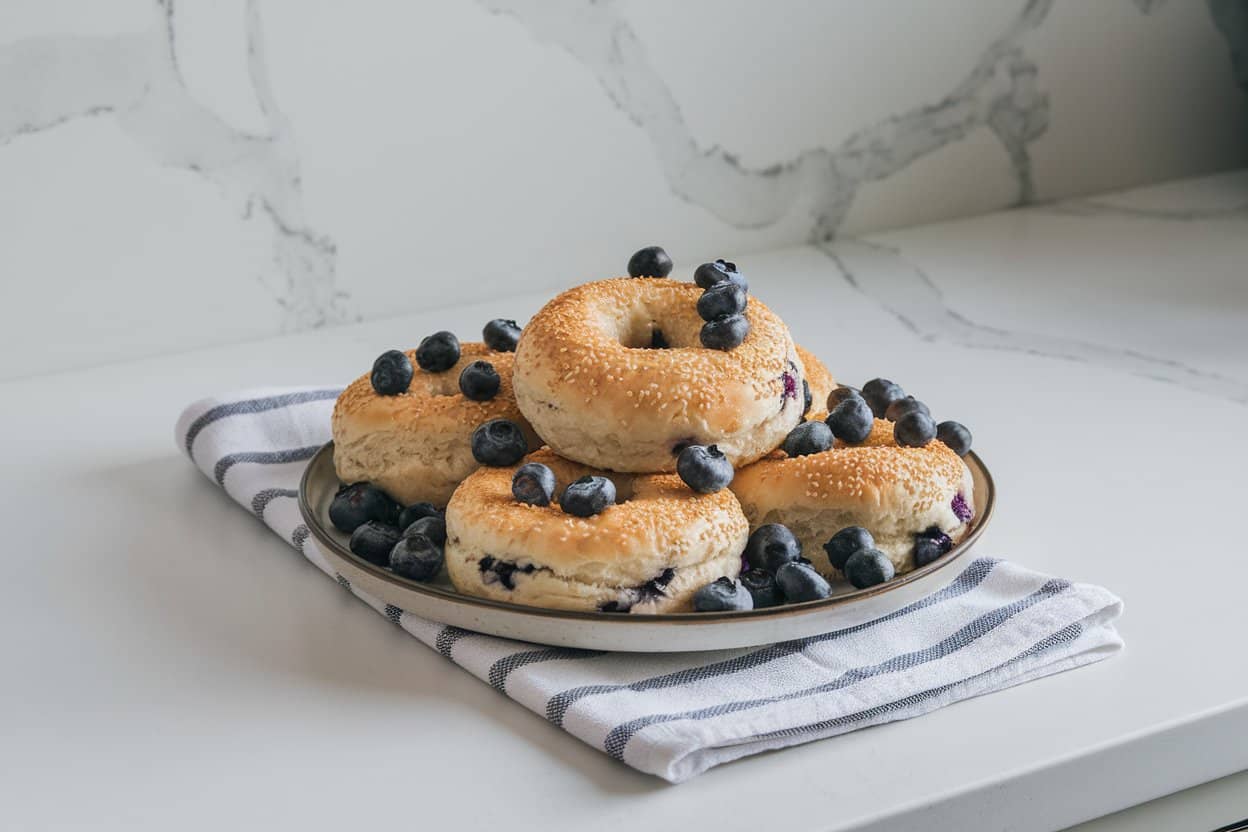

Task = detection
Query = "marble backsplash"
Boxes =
[2,0,1246,380]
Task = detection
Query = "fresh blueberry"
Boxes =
[782,420,833,457]
[330,482,399,532]
[775,561,832,602]
[826,385,863,411]
[861,378,906,418]
[885,396,930,422]
[512,462,557,506]
[913,527,954,567]
[349,520,401,566]
[370,350,413,396]
[802,379,812,417]
[627,245,673,278]
[696,282,747,321]
[458,360,501,401]
[398,502,440,532]
[693,259,749,292]
[390,533,444,581]
[894,410,937,448]
[825,396,874,444]
[402,514,447,547]
[482,318,522,352]
[700,314,749,350]
[415,331,461,373]
[559,475,616,517]
[739,569,783,608]
[743,523,802,572]
[936,421,973,457]
[470,419,528,466]
[692,577,754,612]
[676,444,734,493]
[823,526,875,571]
[844,548,895,589]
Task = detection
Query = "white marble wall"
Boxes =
[2,0,1246,380]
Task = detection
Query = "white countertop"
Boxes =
[4,171,1247,831]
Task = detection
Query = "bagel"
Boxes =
[795,345,835,421]
[730,419,974,579]
[512,277,805,472]
[444,449,748,613]
[332,344,540,507]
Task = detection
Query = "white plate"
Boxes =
[300,443,995,652]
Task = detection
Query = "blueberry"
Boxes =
[743,523,802,572]
[775,561,832,602]
[894,410,937,448]
[390,533,444,581]
[676,444,734,493]
[844,548,895,588]
[951,492,973,523]
[330,482,400,532]
[559,475,616,517]
[349,520,401,566]
[650,328,669,349]
[693,259,749,292]
[802,379,812,417]
[825,397,873,444]
[700,315,749,350]
[696,282,747,321]
[823,526,875,571]
[692,577,754,612]
[826,385,863,411]
[914,528,954,567]
[398,502,440,532]
[782,420,833,457]
[512,462,556,506]
[483,318,522,352]
[470,419,528,466]
[370,350,413,396]
[459,360,501,401]
[936,421,973,457]
[415,331,461,373]
[402,514,447,547]
[627,245,673,278]
[885,396,930,422]
[739,569,783,608]
[861,378,906,418]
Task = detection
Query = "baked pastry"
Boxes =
[795,345,835,421]
[332,343,540,506]
[444,449,748,613]
[511,277,806,472]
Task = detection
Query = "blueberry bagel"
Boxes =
[512,278,807,472]
[730,420,974,579]
[795,345,835,421]
[332,344,540,506]
[444,449,748,613]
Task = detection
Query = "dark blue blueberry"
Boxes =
[885,396,930,422]
[627,245,673,278]
[693,259,749,292]
[937,421,973,457]
[744,523,802,572]
[775,561,832,602]
[692,577,754,612]
[700,314,749,350]
[696,282,747,321]
[913,527,954,567]
[398,502,440,532]
[512,462,557,506]
[782,369,798,400]
[739,569,783,608]
[823,526,875,571]
[482,318,522,352]
[782,420,833,457]
[825,396,874,444]
[370,350,413,396]
[637,568,676,603]
[458,360,500,401]
[402,515,447,547]
[861,378,906,418]
[951,492,973,522]
[330,482,400,532]
[470,419,528,466]
[802,379,812,417]
[415,331,461,373]
[676,444,734,493]
[844,547,895,588]
[826,385,863,411]
[389,533,444,581]
[560,475,616,517]
[894,410,937,448]
[348,520,401,566]
[477,555,536,590]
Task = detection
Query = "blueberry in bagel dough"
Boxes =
[390,533,444,581]
[693,577,754,612]
[913,527,953,567]
[512,462,557,506]
[458,360,501,401]
[471,418,528,466]
[415,331,461,373]
[861,378,906,419]
[482,318,522,352]
[627,245,673,278]
[330,482,400,533]
[370,350,414,396]
[775,561,832,602]
[676,444,734,493]
[700,314,750,350]
[844,548,895,588]
[349,520,401,566]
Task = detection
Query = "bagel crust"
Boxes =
[445,450,748,613]
[795,345,835,421]
[332,343,540,507]
[512,277,805,472]
[731,419,974,579]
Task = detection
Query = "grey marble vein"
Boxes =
[1038,197,1248,222]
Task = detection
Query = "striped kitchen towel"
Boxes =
[177,387,1124,784]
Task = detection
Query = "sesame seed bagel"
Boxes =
[731,419,974,580]
[512,277,806,472]
[445,449,748,613]
[332,343,540,507]
[795,345,835,421]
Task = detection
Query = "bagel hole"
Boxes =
[615,308,695,350]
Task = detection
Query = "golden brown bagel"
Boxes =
[795,345,835,421]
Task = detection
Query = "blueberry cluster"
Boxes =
[693,260,750,350]
[820,377,973,456]
[823,526,895,588]
[329,483,447,582]
[692,523,833,612]
[508,462,618,517]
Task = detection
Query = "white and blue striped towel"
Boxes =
[177,386,1124,783]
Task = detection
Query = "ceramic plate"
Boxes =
[299,443,995,652]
